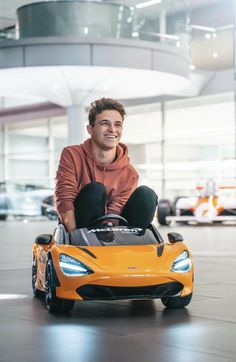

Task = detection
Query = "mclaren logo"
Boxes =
[87,228,142,234]
[128,267,138,270]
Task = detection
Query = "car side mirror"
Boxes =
[167,232,183,243]
[35,234,52,245]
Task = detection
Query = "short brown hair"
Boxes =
[88,98,126,126]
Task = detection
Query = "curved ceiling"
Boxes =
[0,66,190,107]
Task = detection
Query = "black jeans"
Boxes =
[74,181,158,228]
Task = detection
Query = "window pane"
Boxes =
[165,94,235,198]
[8,119,49,186]
[124,104,162,195]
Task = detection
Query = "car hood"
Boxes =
[56,244,175,272]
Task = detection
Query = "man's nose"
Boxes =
[108,123,116,132]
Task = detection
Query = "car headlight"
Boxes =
[59,254,93,276]
[171,250,191,273]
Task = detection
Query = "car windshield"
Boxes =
[69,226,160,246]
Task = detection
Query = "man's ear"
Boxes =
[87,124,93,135]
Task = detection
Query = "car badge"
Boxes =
[128,267,137,270]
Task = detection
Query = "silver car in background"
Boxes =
[0,182,54,220]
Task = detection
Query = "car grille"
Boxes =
[77,282,183,300]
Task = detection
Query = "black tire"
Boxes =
[61,299,75,313]
[161,293,192,309]
[45,259,74,314]
[32,255,44,297]
[0,214,7,221]
[157,199,172,225]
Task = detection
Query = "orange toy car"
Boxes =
[32,214,194,313]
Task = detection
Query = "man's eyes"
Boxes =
[100,121,122,128]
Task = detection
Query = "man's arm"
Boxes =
[59,210,77,232]
[55,147,80,232]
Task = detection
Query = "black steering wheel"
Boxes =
[90,213,128,226]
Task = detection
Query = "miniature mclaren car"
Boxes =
[158,180,236,225]
[32,214,194,314]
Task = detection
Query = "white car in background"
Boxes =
[157,180,236,225]
[0,182,54,220]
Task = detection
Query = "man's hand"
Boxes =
[59,210,77,232]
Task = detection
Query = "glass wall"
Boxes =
[0,115,69,219]
[123,103,163,196]
[0,126,3,180]
[2,0,190,53]
[0,115,68,188]
[165,93,235,199]
[0,92,235,203]
[123,92,235,200]
[8,119,49,186]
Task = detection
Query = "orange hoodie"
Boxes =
[55,138,138,215]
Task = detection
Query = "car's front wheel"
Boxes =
[45,259,74,314]
[161,293,192,309]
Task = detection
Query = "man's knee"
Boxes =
[134,186,158,205]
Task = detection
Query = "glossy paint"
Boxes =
[32,230,194,301]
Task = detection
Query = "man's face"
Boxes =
[87,110,123,151]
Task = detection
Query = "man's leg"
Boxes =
[74,182,106,228]
[121,186,158,228]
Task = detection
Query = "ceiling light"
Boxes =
[204,33,211,39]
[189,64,196,70]
[212,52,218,58]
[191,25,216,32]
[139,31,179,40]
[136,0,162,9]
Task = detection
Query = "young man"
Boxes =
[55,98,158,232]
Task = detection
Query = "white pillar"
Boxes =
[66,105,86,145]
[159,10,166,43]
[3,124,9,181]
[48,118,54,188]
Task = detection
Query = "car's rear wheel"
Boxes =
[32,255,44,297]
[45,259,74,314]
[161,293,192,309]
[157,199,172,225]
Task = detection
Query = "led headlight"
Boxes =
[59,254,93,276]
[171,250,191,273]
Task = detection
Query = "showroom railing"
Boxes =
[0,0,190,51]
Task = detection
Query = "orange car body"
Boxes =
[32,225,193,305]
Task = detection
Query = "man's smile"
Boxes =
[104,134,117,139]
